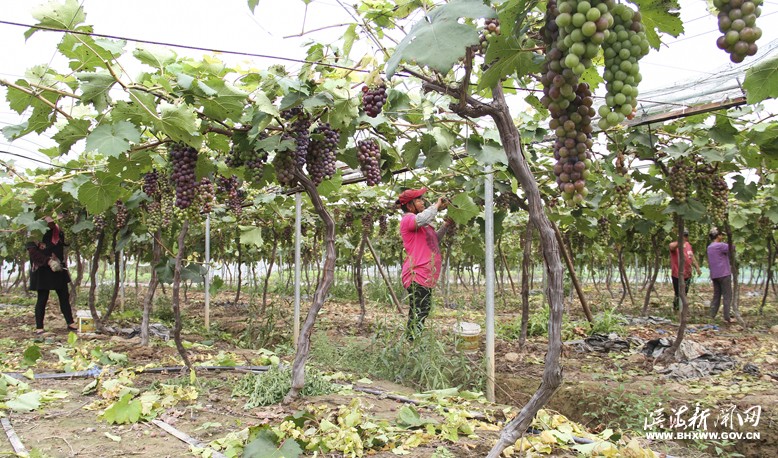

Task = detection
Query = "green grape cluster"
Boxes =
[598,4,650,129]
[710,174,729,223]
[612,154,631,213]
[554,0,614,76]
[273,149,298,187]
[597,216,610,246]
[668,159,694,203]
[217,175,245,217]
[714,0,763,63]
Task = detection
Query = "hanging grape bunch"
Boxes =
[197,178,215,214]
[714,0,763,63]
[598,4,650,129]
[495,192,523,212]
[145,201,163,232]
[378,214,389,236]
[93,214,106,232]
[710,174,729,223]
[612,153,631,212]
[357,139,382,186]
[668,158,693,203]
[361,212,374,237]
[115,200,128,229]
[282,107,311,168]
[273,149,298,187]
[342,210,355,230]
[142,169,161,199]
[217,175,244,217]
[597,216,610,246]
[224,147,244,168]
[694,163,716,206]
[306,123,339,185]
[168,144,199,209]
[541,0,601,205]
[478,18,501,53]
[361,82,387,118]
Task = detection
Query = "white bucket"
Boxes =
[453,322,481,352]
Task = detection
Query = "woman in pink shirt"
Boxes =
[395,188,454,340]
[707,228,735,323]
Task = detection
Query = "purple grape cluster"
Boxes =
[714,0,763,63]
[357,139,382,186]
[198,177,215,214]
[273,150,298,187]
[378,214,388,236]
[115,200,128,228]
[168,144,199,209]
[361,84,387,118]
[217,175,245,216]
[282,107,311,168]
[143,169,160,198]
[478,18,501,53]
[361,212,374,236]
[93,214,106,232]
[306,123,339,185]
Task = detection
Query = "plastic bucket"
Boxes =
[453,322,481,352]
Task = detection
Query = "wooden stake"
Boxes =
[152,419,227,458]
[1,418,27,455]
[365,237,404,314]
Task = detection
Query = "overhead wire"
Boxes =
[0,149,84,170]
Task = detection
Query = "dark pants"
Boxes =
[35,288,74,329]
[406,283,432,340]
[710,275,733,321]
[672,276,691,311]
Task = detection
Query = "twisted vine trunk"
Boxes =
[103,229,121,323]
[285,172,336,402]
[666,217,689,360]
[760,234,775,315]
[141,230,162,346]
[519,223,532,348]
[486,85,564,457]
[172,221,192,369]
[261,230,278,314]
[355,233,367,328]
[642,233,662,316]
[88,230,105,330]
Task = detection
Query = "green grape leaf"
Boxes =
[102,393,142,424]
[467,139,507,165]
[731,175,758,202]
[247,0,260,14]
[78,172,124,215]
[448,193,480,224]
[154,102,202,148]
[479,36,541,91]
[6,80,34,113]
[385,0,496,78]
[22,345,42,367]
[26,0,87,39]
[85,121,141,157]
[75,71,115,111]
[209,275,224,296]
[664,199,706,221]
[317,171,343,197]
[198,80,248,122]
[62,174,89,199]
[629,0,683,50]
[579,65,604,90]
[240,226,264,247]
[7,391,42,412]
[743,56,778,104]
[59,35,125,71]
[133,47,177,70]
[243,429,303,458]
[254,92,279,117]
[52,119,91,156]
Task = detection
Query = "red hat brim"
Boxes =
[397,187,428,205]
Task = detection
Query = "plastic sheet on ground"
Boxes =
[625,315,672,326]
[564,333,644,353]
[642,338,737,380]
[103,323,171,341]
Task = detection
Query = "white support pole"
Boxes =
[119,249,125,311]
[204,213,211,330]
[484,166,496,402]
[293,192,302,349]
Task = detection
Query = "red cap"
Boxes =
[396,188,427,205]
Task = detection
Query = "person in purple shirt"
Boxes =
[707,228,735,323]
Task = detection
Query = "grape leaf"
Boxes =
[579,65,604,91]
[85,121,141,157]
[243,429,303,458]
[102,393,142,424]
[629,0,683,50]
[743,56,778,104]
[52,119,91,155]
[154,102,202,148]
[22,345,42,367]
[317,171,343,197]
[133,47,177,70]
[75,71,115,111]
[240,226,264,246]
[26,0,87,39]
[467,138,507,165]
[247,0,260,14]
[385,0,496,78]
[198,80,248,122]
[448,193,480,224]
[78,172,123,214]
[479,35,541,90]
[6,391,42,412]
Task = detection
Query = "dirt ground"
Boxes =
[0,281,776,457]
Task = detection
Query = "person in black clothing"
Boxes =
[28,216,76,334]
